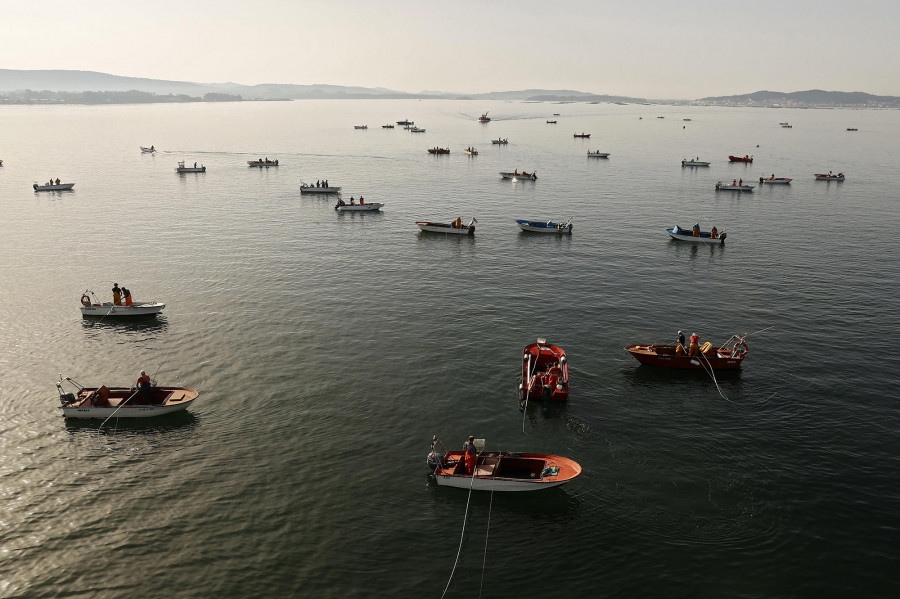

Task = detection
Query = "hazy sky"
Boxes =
[5,0,899,98]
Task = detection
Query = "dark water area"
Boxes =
[0,100,898,597]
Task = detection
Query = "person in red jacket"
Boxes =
[463,435,478,475]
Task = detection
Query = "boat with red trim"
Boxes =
[519,338,569,401]
[728,155,753,163]
[624,334,749,370]
[56,375,198,418]
[416,217,476,235]
[815,172,845,181]
[478,111,491,123]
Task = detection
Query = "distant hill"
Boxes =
[695,89,900,107]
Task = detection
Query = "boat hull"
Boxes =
[433,451,581,492]
[715,183,754,191]
[815,174,845,181]
[335,203,383,211]
[500,172,537,181]
[491,139,508,144]
[140,147,156,153]
[300,186,342,194]
[682,161,710,167]
[573,134,591,138]
[416,222,474,235]
[59,385,198,418]
[728,156,753,163]
[516,220,572,233]
[759,178,792,184]
[666,227,724,244]
[176,168,205,173]
[624,344,745,370]
[80,302,166,317]
[248,160,278,167]
[34,183,75,191]
[587,152,610,158]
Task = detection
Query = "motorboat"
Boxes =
[546,120,557,124]
[396,119,414,126]
[682,159,710,167]
[815,173,845,181]
[573,132,591,138]
[587,150,610,158]
[382,124,395,129]
[781,123,793,128]
[552,113,560,116]
[759,176,792,184]
[500,171,537,181]
[478,112,491,123]
[416,218,476,235]
[410,126,426,133]
[248,158,279,167]
[715,181,754,191]
[516,219,572,234]
[846,128,858,131]
[491,138,508,144]
[140,146,156,153]
[79,288,165,318]
[300,183,342,194]
[666,225,726,244]
[56,375,198,419]
[624,334,749,370]
[427,147,450,154]
[33,181,75,191]
[520,338,569,401]
[426,436,581,492]
[335,199,383,211]
[728,155,753,163]
[465,148,478,156]
[176,161,205,173]
[353,125,368,130]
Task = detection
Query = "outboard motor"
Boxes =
[426,450,445,471]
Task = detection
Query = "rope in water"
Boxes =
[440,452,481,599]
[478,456,498,599]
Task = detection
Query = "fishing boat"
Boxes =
[427,147,450,154]
[410,126,425,133]
[500,171,537,181]
[573,132,591,138]
[779,122,789,125]
[415,218,476,235]
[56,375,198,419]
[728,155,753,163]
[546,120,557,124]
[715,181,754,191]
[846,128,858,131]
[478,112,491,123]
[80,288,166,318]
[491,138,508,144]
[335,199,383,211]
[382,124,394,129]
[353,125,368,130]
[516,219,572,233]
[815,173,845,181]
[33,181,75,191]
[247,158,279,167]
[519,338,569,401]
[552,113,560,116]
[140,146,156,153]
[682,159,710,167]
[465,148,478,156]
[624,334,749,370]
[759,176,792,184]
[300,183,342,194]
[396,119,414,126]
[587,150,610,158]
[666,225,726,244]
[176,161,205,173]
[427,436,582,492]
[781,123,793,128]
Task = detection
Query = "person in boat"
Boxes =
[112,283,122,305]
[514,169,518,175]
[150,145,154,151]
[122,287,133,307]
[136,370,152,404]
[829,171,833,176]
[324,179,328,187]
[349,197,355,205]
[688,332,701,357]
[55,178,60,185]
[770,174,775,180]
[463,435,477,475]
[193,162,197,168]
[359,196,364,205]
[453,216,462,229]
[316,180,320,187]
[731,179,736,186]
[676,331,686,355]
[711,226,718,239]
[838,172,844,178]
[692,224,700,237]
[336,198,345,207]
[738,178,743,186]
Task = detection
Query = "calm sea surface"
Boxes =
[1,99,898,598]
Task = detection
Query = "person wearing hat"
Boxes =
[688,332,701,357]
[462,435,478,475]
[112,283,122,306]
[136,369,152,404]
[676,331,686,355]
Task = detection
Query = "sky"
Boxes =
[4,0,900,99]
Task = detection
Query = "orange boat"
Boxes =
[728,155,753,163]
[520,338,569,401]
[624,334,749,370]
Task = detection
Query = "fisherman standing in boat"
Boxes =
[122,287,133,307]
[676,331,686,355]
[137,370,152,404]
[112,283,122,305]
[688,332,701,357]
[463,435,477,475]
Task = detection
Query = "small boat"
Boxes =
[846,128,858,131]
[500,171,537,181]
[300,183,342,194]
[465,147,478,156]
[80,289,166,318]
[56,375,198,419]
[587,150,610,158]
[759,176,792,185]
[353,125,368,130]
[520,338,570,401]
[573,132,591,138]
[815,173,845,181]
[624,334,749,370]
[176,161,205,173]
[516,219,572,233]
[382,124,395,129]
[140,146,156,153]
[728,155,753,163]
[478,112,491,123]
[657,116,665,119]
[683,118,692,122]
[552,113,560,116]
[33,181,75,191]
[427,147,450,154]
[335,199,383,211]
[682,159,710,167]
[416,218,476,235]
[491,138,508,144]
[666,225,726,244]
[779,122,789,125]
[247,158,279,167]
[546,120,557,124]
[396,119,414,126]
[410,126,426,133]
[426,436,582,492]
[715,181,754,191]
[781,123,793,128]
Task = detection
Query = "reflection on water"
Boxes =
[64,410,199,436]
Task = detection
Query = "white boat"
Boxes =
[491,138,508,144]
[335,200,383,211]
[715,181,754,191]
[682,159,710,167]
[248,159,279,167]
[666,225,726,244]
[140,146,156,153]
[176,161,205,173]
[516,219,572,233]
[759,176,793,184]
[79,289,165,318]
[396,119,414,126]
[354,125,368,130]
[33,181,75,191]
[56,375,198,419]
[300,183,342,194]
[416,218,476,235]
[410,126,425,133]
[465,148,478,155]
[500,171,537,181]
[815,173,845,181]
[587,151,610,158]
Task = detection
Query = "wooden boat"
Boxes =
[520,338,570,401]
[382,124,394,129]
[335,200,383,212]
[624,334,749,370]
[546,120,557,124]
[427,147,450,154]
[140,146,156,153]
[465,148,478,156]
[759,176,792,184]
[300,184,342,194]
[573,132,591,138]
[416,218,476,235]
[396,119,413,126]
[500,171,537,181]
[33,181,75,191]
[80,289,165,317]
[247,159,279,167]
[176,161,205,173]
[728,155,753,163]
[815,173,845,181]
[491,138,508,144]
[682,159,710,167]
[666,225,726,244]
[516,219,572,233]
[587,150,610,158]
[715,181,754,191]
[478,112,491,123]
[410,126,425,133]
[353,125,368,130]
[56,375,198,419]
[427,439,582,492]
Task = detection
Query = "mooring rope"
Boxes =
[478,454,499,599]
[440,451,481,599]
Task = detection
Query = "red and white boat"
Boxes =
[427,437,582,492]
[624,334,749,370]
[416,218,476,235]
[478,111,491,123]
[759,176,793,185]
[520,338,569,401]
[56,375,198,418]
[728,155,753,163]
[815,173,845,181]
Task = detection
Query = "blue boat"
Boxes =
[516,219,572,233]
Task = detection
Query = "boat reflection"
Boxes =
[64,409,199,435]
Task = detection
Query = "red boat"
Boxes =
[728,155,753,163]
[520,338,569,401]
[427,147,450,154]
[624,335,749,370]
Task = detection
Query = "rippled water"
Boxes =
[1,100,898,598]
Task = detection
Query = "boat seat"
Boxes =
[475,464,496,476]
